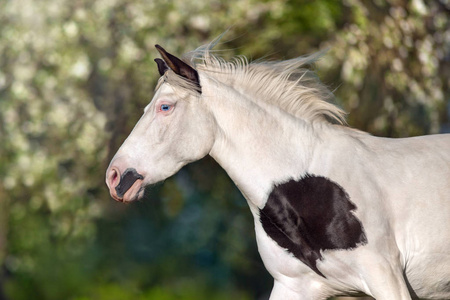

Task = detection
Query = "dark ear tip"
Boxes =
[154,58,169,76]
[155,45,169,60]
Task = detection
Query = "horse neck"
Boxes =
[204,76,320,209]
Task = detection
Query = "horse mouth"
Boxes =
[111,179,145,203]
[107,167,146,203]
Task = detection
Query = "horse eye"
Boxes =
[160,104,171,111]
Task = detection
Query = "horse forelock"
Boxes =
[160,43,347,125]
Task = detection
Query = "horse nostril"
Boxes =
[112,169,118,183]
[108,168,120,188]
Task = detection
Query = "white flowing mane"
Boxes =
[161,45,347,125]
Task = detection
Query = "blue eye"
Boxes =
[160,104,171,111]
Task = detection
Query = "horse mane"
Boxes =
[162,43,347,125]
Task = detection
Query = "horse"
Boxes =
[105,42,450,299]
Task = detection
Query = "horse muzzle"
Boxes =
[106,166,144,203]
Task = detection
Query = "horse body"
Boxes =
[278,128,450,299]
[106,44,450,299]
[336,132,450,299]
[208,86,450,298]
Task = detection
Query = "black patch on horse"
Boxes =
[259,174,367,277]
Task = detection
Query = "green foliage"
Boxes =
[319,0,449,137]
[0,0,447,299]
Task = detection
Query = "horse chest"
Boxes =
[256,174,367,278]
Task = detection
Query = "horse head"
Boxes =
[105,46,214,202]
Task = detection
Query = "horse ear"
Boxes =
[155,44,201,93]
[154,58,169,76]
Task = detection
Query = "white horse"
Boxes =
[106,43,450,299]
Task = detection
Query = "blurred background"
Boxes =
[0,0,448,299]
